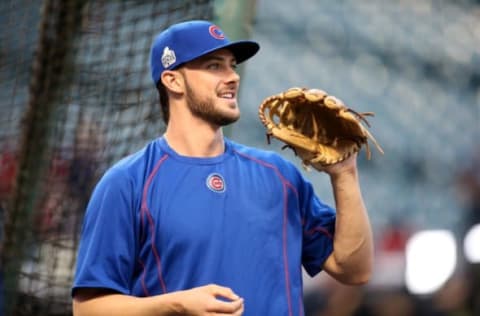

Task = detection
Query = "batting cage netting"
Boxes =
[0,1,214,315]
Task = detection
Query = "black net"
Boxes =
[0,1,214,315]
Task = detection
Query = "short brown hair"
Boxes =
[156,80,169,124]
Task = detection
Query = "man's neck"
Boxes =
[163,122,225,158]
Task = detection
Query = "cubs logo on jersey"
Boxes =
[206,173,226,193]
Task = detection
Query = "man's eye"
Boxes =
[207,63,220,69]
[231,64,238,70]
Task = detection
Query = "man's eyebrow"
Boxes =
[199,55,237,63]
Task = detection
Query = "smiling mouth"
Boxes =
[219,92,236,99]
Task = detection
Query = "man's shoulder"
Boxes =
[103,139,163,182]
[228,139,297,170]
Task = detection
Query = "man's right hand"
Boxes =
[73,284,244,316]
[174,284,244,315]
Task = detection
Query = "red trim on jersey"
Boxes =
[140,154,169,294]
[234,150,296,316]
[304,227,333,239]
[137,259,150,296]
[281,180,293,316]
[234,150,298,195]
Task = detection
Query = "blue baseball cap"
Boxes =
[150,20,260,85]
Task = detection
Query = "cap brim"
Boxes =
[172,40,260,70]
[224,41,260,64]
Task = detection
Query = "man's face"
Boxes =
[180,49,241,127]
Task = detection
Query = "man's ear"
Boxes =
[161,70,184,94]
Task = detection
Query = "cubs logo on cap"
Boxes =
[208,25,225,39]
[150,20,260,85]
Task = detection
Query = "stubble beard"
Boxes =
[185,81,240,127]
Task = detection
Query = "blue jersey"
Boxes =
[73,137,335,316]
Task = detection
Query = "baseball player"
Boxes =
[72,20,373,316]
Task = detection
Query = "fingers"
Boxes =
[210,297,244,314]
[205,284,240,301]
[204,284,244,314]
[215,307,244,316]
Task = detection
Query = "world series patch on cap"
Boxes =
[150,20,260,85]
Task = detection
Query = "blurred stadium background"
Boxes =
[0,0,479,315]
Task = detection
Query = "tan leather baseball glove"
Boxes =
[258,87,384,169]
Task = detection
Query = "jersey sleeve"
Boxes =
[72,166,139,296]
[298,175,336,277]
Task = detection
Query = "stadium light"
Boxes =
[464,224,480,263]
[405,230,457,295]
